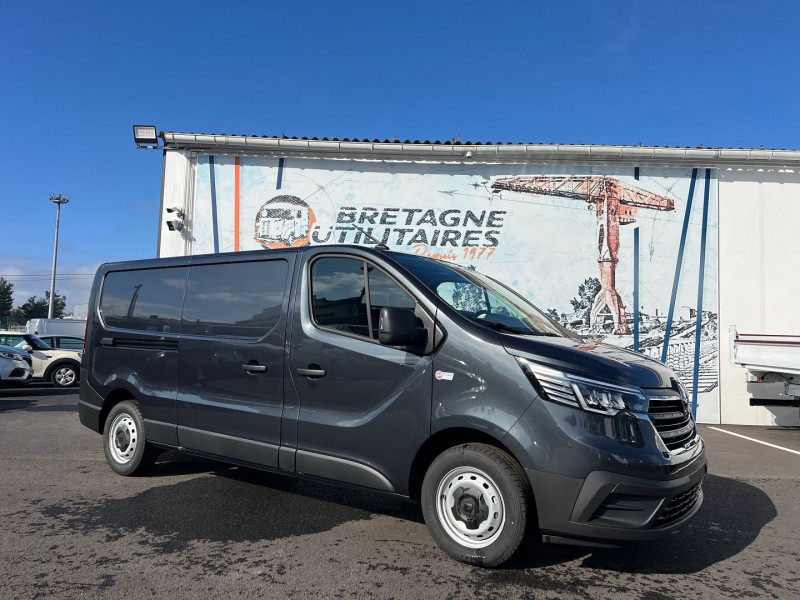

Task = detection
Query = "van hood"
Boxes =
[500,333,677,390]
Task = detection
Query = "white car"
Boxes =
[0,344,34,389]
[0,331,81,388]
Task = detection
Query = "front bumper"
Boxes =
[529,447,707,544]
[1,365,34,384]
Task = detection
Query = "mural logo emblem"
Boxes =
[254,195,316,249]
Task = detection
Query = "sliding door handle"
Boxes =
[242,363,267,374]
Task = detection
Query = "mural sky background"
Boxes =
[193,156,720,422]
[195,158,717,320]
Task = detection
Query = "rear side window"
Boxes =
[181,260,288,338]
[52,337,84,350]
[100,267,187,333]
[311,256,415,340]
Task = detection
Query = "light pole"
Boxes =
[48,193,70,319]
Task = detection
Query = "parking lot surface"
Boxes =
[1,386,798,599]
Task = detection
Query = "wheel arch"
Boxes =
[43,358,81,382]
[408,426,524,501]
[98,388,138,435]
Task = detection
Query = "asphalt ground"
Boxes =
[1,385,798,599]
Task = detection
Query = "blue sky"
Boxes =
[1,1,797,311]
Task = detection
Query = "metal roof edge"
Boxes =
[159,132,800,168]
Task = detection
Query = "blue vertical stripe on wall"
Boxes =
[661,168,698,363]
[634,167,640,180]
[690,169,712,418]
[634,226,639,351]
[277,158,285,189]
[209,156,219,253]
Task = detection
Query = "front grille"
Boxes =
[648,394,696,451]
[655,482,702,526]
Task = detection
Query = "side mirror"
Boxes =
[378,306,427,348]
[22,344,33,352]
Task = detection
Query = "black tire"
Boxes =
[421,443,530,567]
[50,362,79,387]
[102,401,159,476]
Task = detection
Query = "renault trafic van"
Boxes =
[78,245,706,566]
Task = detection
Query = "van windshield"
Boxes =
[390,253,568,337]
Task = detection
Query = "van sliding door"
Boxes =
[176,257,293,467]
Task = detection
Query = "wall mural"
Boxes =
[193,156,720,423]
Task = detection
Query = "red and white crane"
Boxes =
[491,176,675,334]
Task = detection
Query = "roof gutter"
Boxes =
[160,132,800,169]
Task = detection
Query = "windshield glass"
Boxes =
[390,253,569,337]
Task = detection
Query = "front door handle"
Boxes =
[297,367,326,378]
[242,363,267,374]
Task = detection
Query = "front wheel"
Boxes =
[51,363,78,387]
[421,444,531,567]
[102,401,158,476]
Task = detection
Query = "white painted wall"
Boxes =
[158,150,195,258]
[718,169,800,425]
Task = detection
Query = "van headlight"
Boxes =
[515,357,649,415]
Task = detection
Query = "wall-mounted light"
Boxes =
[165,206,185,232]
[133,125,160,148]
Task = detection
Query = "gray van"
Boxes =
[78,245,706,566]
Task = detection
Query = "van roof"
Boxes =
[96,244,418,273]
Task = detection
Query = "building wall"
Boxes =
[718,168,800,426]
[159,152,725,422]
[158,150,194,258]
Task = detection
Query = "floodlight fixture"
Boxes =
[166,220,183,232]
[133,125,159,148]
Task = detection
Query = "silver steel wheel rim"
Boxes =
[108,413,138,464]
[54,367,75,386]
[436,466,506,549]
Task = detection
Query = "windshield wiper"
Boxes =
[468,318,529,335]
[526,331,561,337]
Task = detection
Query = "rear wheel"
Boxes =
[102,401,159,476]
[51,363,78,387]
[421,443,530,567]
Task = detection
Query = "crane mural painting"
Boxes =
[491,176,675,334]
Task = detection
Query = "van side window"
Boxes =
[182,260,288,338]
[100,268,187,333]
[311,257,370,337]
[311,257,415,340]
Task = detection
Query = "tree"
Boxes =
[569,277,601,324]
[0,277,12,320]
[18,291,67,320]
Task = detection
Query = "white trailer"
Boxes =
[729,326,800,410]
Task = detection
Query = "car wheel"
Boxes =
[421,443,530,567]
[102,401,159,476]
[51,363,78,387]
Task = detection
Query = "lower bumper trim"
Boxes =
[528,455,707,542]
